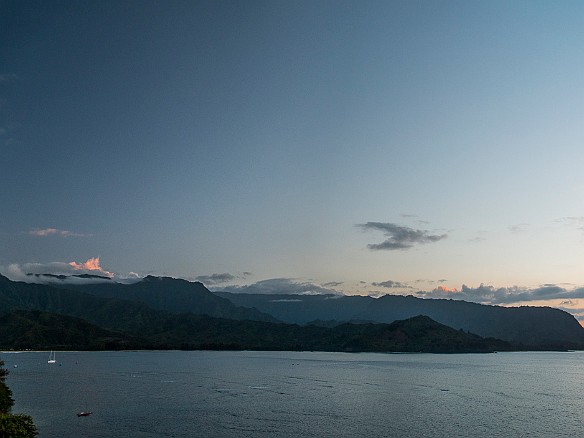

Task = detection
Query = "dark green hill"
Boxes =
[145,313,512,353]
[0,308,510,353]
[216,291,584,349]
[0,274,188,333]
[0,310,141,350]
[54,275,277,322]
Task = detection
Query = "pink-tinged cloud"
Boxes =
[29,228,87,237]
[435,285,459,293]
[69,257,113,277]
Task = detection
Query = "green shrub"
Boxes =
[0,413,38,437]
[0,360,37,437]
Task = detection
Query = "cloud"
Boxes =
[434,285,459,293]
[68,257,113,277]
[0,258,141,284]
[416,283,584,305]
[28,228,89,238]
[322,281,344,287]
[195,273,236,285]
[219,278,342,295]
[357,222,447,250]
[417,284,507,302]
[367,290,387,298]
[195,272,252,285]
[557,217,584,233]
[371,280,411,289]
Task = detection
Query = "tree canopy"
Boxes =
[0,359,37,437]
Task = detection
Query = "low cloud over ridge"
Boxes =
[358,222,446,250]
[219,278,342,295]
[196,273,236,285]
[1,258,139,284]
[417,283,584,305]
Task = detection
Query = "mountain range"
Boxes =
[216,291,584,348]
[1,274,583,351]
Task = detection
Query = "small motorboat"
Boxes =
[77,411,92,417]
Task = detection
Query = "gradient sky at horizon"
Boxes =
[1,1,584,317]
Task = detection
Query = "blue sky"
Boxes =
[1,1,584,317]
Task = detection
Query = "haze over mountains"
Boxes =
[1,274,584,351]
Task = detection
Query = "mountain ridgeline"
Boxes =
[1,274,583,351]
[0,309,510,353]
[0,275,508,353]
[56,275,278,322]
[216,292,584,348]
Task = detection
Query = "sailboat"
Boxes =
[48,351,56,364]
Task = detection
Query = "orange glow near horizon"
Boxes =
[69,257,113,277]
[435,285,459,293]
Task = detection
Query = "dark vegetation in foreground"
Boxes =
[0,360,37,437]
[0,310,511,353]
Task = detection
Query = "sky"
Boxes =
[1,1,584,319]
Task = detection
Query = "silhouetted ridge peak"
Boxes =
[26,273,111,281]
[143,275,193,283]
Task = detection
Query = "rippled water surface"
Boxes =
[5,350,584,437]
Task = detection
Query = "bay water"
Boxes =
[4,350,584,437]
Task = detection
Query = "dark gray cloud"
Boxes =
[415,279,431,284]
[195,273,236,285]
[195,272,252,285]
[416,283,584,305]
[357,222,446,250]
[219,278,342,295]
[371,280,411,289]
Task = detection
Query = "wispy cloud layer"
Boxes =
[0,258,140,284]
[220,278,342,295]
[357,222,446,250]
[322,281,344,287]
[195,272,252,285]
[371,280,411,289]
[195,273,235,285]
[28,228,89,238]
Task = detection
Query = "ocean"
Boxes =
[4,350,584,437]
